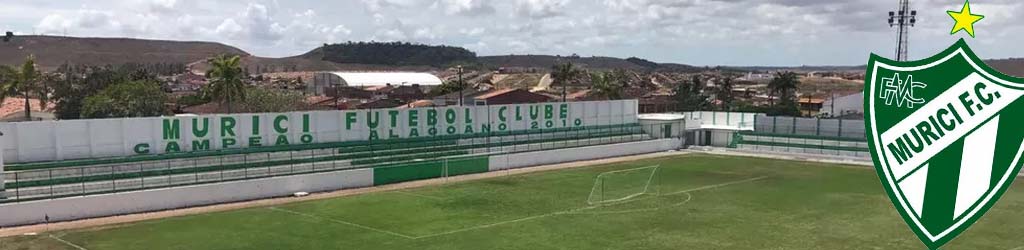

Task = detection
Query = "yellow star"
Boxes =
[948,0,985,37]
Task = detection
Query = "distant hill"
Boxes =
[0,35,248,70]
[478,55,704,72]
[305,42,476,67]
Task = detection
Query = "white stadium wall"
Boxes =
[488,138,682,171]
[0,100,639,164]
[0,168,373,226]
[0,138,679,227]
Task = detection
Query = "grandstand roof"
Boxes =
[326,72,443,87]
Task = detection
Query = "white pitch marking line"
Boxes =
[267,207,416,240]
[392,190,447,201]
[49,234,88,250]
[414,175,770,239]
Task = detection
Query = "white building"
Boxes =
[820,91,864,118]
[309,72,443,95]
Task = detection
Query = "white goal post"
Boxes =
[587,165,661,205]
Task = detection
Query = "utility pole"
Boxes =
[889,0,917,61]
[457,65,465,106]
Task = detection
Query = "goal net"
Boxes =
[587,165,660,205]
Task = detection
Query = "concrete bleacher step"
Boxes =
[3,125,650,202]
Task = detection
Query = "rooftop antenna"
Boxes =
[888,0,917,61]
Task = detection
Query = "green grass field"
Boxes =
[4,153,1024,249]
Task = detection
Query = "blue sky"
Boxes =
[0,0,1021,66]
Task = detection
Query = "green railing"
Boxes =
[1,123,656,203]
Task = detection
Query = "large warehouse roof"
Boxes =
[327,72,443,87]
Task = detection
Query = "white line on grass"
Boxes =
[568,193,694,216]
[392,190,447,201]
[267,207,416,240]
[49,234,88,250]
[414,175,770,239]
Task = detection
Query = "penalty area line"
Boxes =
[267,207,416,240]
[414,175,770,239]
[49,234,88,250]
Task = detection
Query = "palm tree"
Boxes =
[768,71,799,106]
[0,65,17,108]
[0,56,41,120]
[590,71,625,100]
[205,55,247,113]
[551,62,583,102]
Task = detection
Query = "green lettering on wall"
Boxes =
[408,110,419,127]
[499,107,508,122]
[222,138,237,147]
[367,111,380,129]
[252,116,260,135]
[163,119,180,140]
[428,127,438,136]
[388,110,400,128]
[388,129,400,139]
[369,130,380,140]
[409,128,420,137]
[530,106,540,120]
[464,108,473,124]
[249,137,263,147]
[275,135,290,145]
[165,141,181,152]
[481,124,491,133]
[464,125,474,134]
[559,104,569,119]
[544,105,554,119]
[300,134,314,144]
[427,109,438,126]
[133,143,150,154]
[447,126,457,135]
[221,117,236,137]
[445,109,457,125]
[498,123,507,131]
[346,112,357,130]
[192,140,211,151]
[515,106,523,121]
[192,118,210,138]
[302,114,311,133]
[274,115,289,133]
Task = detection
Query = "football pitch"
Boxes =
[4,153,1024,249]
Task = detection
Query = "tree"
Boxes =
[590,70,626,100]
[0,65,17,107]
[240,88,313,113]
[4,56,41,120]
[716,76,736,110]
[429,80,466,97]
[674,75,709,111]
[205,54,247,113]
[767,71,801,116]
[551,62,584,102]
[81,80,168,118]
[768,71,799,106]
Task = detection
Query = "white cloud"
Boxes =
[13,0,1024,65]
[515,0,571,18]
[438,0,495,16]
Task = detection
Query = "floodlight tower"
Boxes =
[889,0,917,61]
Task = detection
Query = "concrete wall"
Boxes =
[0,138,678,227]
[754,115,865,139]
[488,138,682,171]
[0,168,373,227]
[0,100,639,164]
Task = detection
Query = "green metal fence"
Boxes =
[1,123,660,203]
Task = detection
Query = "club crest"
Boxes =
[865,39,1024,249]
